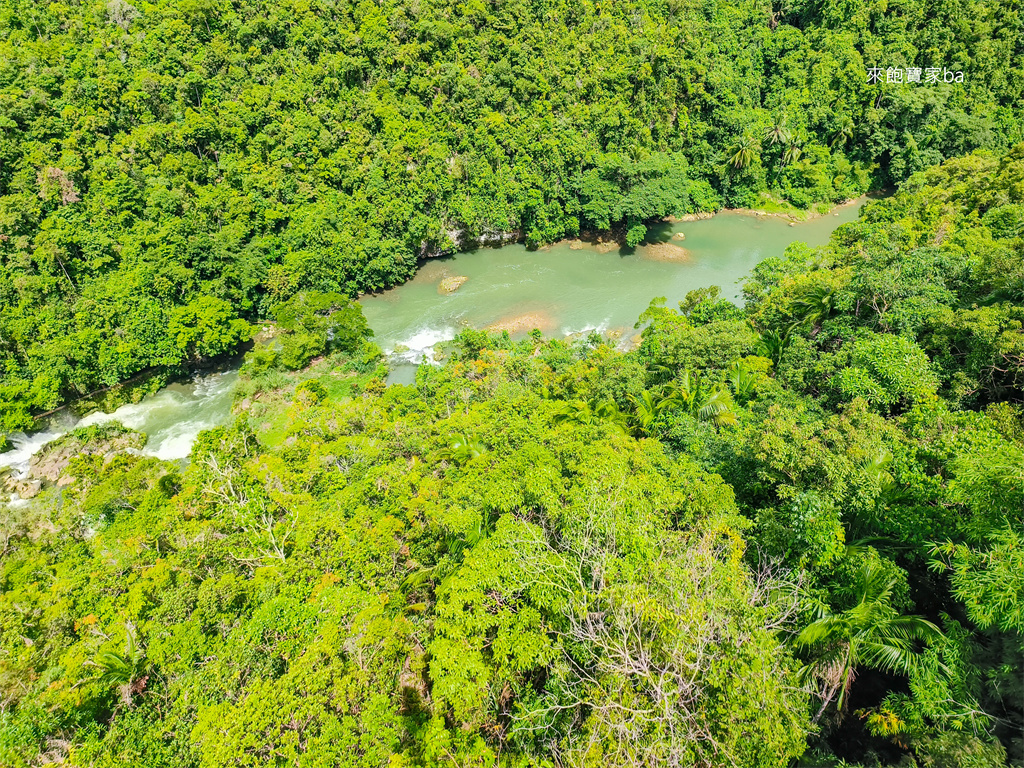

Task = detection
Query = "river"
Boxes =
[0,203,863,478]
[361,202,864,382]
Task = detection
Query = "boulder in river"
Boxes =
[15,479,41,499]
[2,470,41,499]
[438,275,468,294]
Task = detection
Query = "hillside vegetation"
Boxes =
[1,147,1021,767]
[2,0,1023,429]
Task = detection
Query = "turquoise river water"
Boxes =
[361,201,865,378]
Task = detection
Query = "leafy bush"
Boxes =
[831,334,938,412]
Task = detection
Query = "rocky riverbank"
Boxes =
[2,423,146,500]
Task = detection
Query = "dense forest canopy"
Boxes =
[1,147,1022,767]
[1,0,1023,430]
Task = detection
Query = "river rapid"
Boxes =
[0,372,238,492]
[0,202,864,477]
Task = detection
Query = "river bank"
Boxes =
[720,193,872,223]
[424,193,873,261]
[665,194,869,226]
[2,200,868,477]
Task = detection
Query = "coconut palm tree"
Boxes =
[794,560,943,722]
[830,118,854,149]
[552,397,628,435]
[763,115,792,147]
[859,448,913,511]
[782,143,803,167]
[726,135,760,170]
[628,390,675,436]
[662,371,739,428]
[791,284,836,333]
[727,359,760,403]
[691,386,738,428]
[755,328,790,367]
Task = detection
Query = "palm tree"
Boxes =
[629,373,740,435]
[858,448,913,515]
[791,284,836,333]
[726,135,760,170]
[402,513,495,592]
[861,449,895,492]
[628,390,676,436]
[662,371,739,428]
[794,561,943,722]
[755,328,790,367]
[727,359,760,403]
[437,432,488,464]
[921,121,944,149]
[649,362,680,385]
[830,118,854,149]
[764,115,796,172]
[691,386,738,428]
[552,397,628,435]
[782,143,802,167]
[90,623,146,706]
[763,115,792,147]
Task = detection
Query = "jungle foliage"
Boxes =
[1,148,1022,767]
[1,0,1023,428]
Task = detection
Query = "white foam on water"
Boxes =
[0,370,239,480]
[0,429,66,476]
[144,423,212,461]
[191,371,236,398]
[390,326,457,364]
[76,391,188,433]
[560,319,611,337]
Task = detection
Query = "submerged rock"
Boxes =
[412,261,449,283]
[641,243,691,262]
[485,311,557,334]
